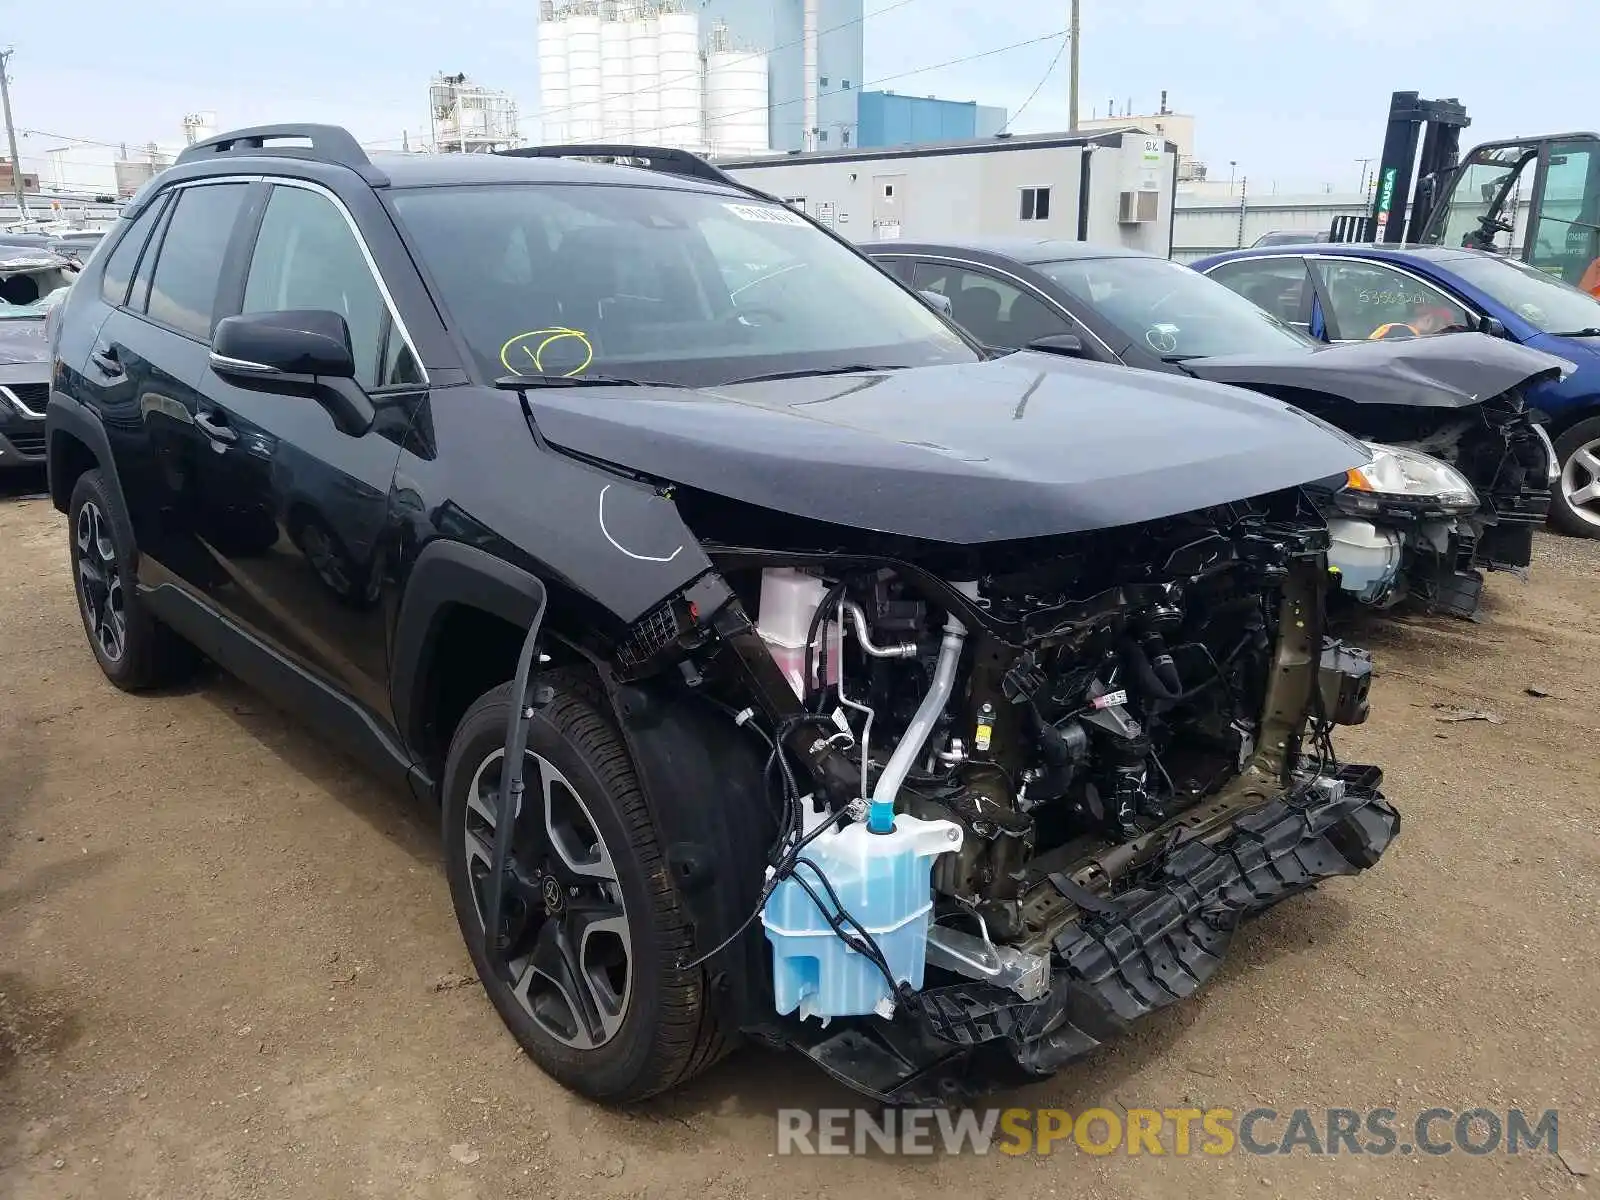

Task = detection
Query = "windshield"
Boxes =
[1447,254,1600,335]
[389,183,976,385]
[1033,255,1315,358]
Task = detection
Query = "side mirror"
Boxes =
[210,310,373,435]
[1026,333,1089,359]
[917,289,953,317]
[212,309,356,378]
[1478,314,1508,338]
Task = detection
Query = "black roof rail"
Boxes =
[172,123,388,185]
[497,143,773,199]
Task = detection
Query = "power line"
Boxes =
[532,0,921,124]
[626,26,1070,144]
[1002,31,1069,131]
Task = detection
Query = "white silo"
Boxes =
[654,8,703,150]
[628,11,661,147]
[566,10,604,143]
[537,12,570,143]
[599,14,633,141]
[706,50,769,154]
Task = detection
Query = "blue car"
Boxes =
[1193,244,1600,538]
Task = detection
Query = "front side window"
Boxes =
[1206,258,1315,331]
[144,183,249,340]
[912,261,1070,348]
[1311,259,1473,340]
[389,183,974,386]
[243,185,419,388]
[1036,255,1314,358]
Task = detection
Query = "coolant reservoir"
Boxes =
[762,814,963,1021]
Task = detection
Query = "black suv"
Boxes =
[46,125,1398,1104]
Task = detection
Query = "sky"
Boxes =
[2,0,1589,194]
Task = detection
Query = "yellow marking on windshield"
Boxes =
[500,327,595,377]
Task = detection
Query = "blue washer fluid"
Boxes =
[762,813,964,1021]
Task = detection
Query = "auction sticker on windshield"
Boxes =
[724,202,808,227]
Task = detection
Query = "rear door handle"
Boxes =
[195,409,238,443]
[89,346,123,377]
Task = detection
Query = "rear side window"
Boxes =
[144,183,249,339]
[98,195,169,307]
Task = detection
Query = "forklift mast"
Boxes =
[1371,91,1471,243]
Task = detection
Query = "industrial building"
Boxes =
[856,90,1006,149]
[719,128,1178,253]
[535,0,863,155]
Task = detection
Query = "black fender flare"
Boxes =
[44,390,123,515]
[390,539,549,755]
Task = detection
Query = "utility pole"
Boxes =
[1355,157,1374,195]
[0,48,27,220]
[1067,0,1081,131]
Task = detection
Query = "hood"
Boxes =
[524,353,1370,544]
[0,317,47,365]
[1183,332,1573,408]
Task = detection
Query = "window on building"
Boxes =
[818,130,828,144]
[1020,187,1052,221]
[884,184,894,199]
[820,75,829,87]
[841,129,851,147]
[842,80,851,89]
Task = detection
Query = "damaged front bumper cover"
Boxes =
[785,766,1399,1105]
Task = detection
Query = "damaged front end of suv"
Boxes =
[1188,335,1569,617]
[474,355,1401,1104]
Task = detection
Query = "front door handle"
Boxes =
[194,409,238,443]
[89,346,124,378]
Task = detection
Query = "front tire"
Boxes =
[1549,415,1600,539]
[67,469,197,690]
[441,681,730,1101]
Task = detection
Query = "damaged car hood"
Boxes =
[1183,333,1573,408]
[525,353,1370,544]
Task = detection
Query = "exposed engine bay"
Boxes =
[595,487,1400,1102]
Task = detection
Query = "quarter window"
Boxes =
[144,183,249,339]
[242,185,419,389]
[1020,187,1052,222]
[1311,259,1472,340]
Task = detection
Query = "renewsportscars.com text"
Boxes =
[776,1106,1561,1158]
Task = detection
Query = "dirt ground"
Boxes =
[1,466,1597,1200]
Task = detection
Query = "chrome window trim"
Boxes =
[870,251,1121,361]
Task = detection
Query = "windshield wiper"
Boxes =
[721,364,909,385]
[1550,327,1600,337]
[493,374,651,389]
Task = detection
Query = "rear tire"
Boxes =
[1549,415,1600,539]
[441,681,730,1102]
[67,469,198,690]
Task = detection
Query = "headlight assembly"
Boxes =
[1338,443,1479,515]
